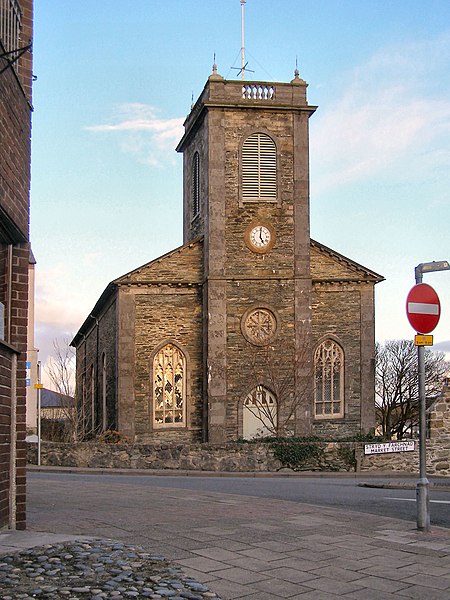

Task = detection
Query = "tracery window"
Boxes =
[241,133,277,202]
[243,385,277,439]
[314,339,344,418]
[192,151,200,218]
[153,343,186,427]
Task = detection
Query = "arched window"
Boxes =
[241,133,277,202]
[90,364,95,432]
[243,385,277,439]
[101,353,107,431]
[153,343,186,427]
[192,151,200,218]
[314,339,344,418]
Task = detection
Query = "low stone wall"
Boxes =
[357,444,418,473]
[27,441,360,472]
[428,388,450,475]
[27,438,450,476]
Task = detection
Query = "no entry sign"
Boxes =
[406,283,441,334]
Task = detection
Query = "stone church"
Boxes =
[72,67,383,443]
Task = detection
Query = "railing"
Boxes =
[0,0,22,60]
[242,83,275,101]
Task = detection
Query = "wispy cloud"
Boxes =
[35,265,86,330]
[86,103,184,166]
[312,34,450,193]
[434,340,450,359]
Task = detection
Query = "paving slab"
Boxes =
[4,469,450,599]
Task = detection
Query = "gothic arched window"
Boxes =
[241,133,277,202]
[243,385,277,439]
[101,353,107,431]
[314,339,344,418]
[192,151,200,218]
[153,343,186,427]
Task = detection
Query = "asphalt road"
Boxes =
[28,471,450,529]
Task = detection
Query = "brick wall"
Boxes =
[0,0,33,530]
[0,246,29,529]
[0,0,33,242]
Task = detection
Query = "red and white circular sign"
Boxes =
[406,283,441,334]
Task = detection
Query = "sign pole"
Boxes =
[407,261,450,531]
[414,268,430,531]
[35,361,42,467]
[416,341,430,531]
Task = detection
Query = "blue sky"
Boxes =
[31,0,450,377]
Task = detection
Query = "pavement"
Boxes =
[2,468,450,599]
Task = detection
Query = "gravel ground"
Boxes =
[0,539,222,600]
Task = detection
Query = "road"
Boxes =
[28,471,450,529]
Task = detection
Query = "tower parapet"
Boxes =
[177,72,315,153]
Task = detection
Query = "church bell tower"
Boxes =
[177,67,317,442]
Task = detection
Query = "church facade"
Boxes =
[72,69,383,443]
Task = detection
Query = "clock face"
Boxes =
[250,225,271,248]
[244,221,275,254]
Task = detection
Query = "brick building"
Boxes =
[72,68,383,444]
[0,0,33,529]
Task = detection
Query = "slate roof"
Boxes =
[41,388,74,408]
[72,236,383,346]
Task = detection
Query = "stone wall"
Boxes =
[29,388,450,476]
[428,386,450,475]
[74,294,118,434]
[358,386,450,476]
[357,444,418,473]
[28,441,361,472]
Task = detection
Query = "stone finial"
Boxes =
[209,59,224,81]
[291,64,307,85]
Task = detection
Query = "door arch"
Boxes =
[243,385,277,440]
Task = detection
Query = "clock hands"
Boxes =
[259,227,264,243]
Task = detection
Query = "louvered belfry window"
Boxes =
[242,133,277,202]
[192,151,200,218]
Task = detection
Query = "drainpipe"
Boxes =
[9,353,17,529]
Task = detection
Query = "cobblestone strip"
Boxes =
[0,539,222,600]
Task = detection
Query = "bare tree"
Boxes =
[46,337,75,397]
[45,337,78,440]
[242,338,313,438]
[375,340,448,440]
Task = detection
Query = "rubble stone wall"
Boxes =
[27,389,450,475]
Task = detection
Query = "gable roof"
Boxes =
[114,236,203,285]
[71,237,203,346]
[310,239,384,283]
[41,388,74,408]
[72,236,383,347]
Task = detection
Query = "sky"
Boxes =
[30,0,450,384]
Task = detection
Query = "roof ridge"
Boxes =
[311,238,384,281]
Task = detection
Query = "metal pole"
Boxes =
[416,343,430,530]
[415,268,430,531]
[37,361,41,467]
[240,0,246,80]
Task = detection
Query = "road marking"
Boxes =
[386,497,450,505]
